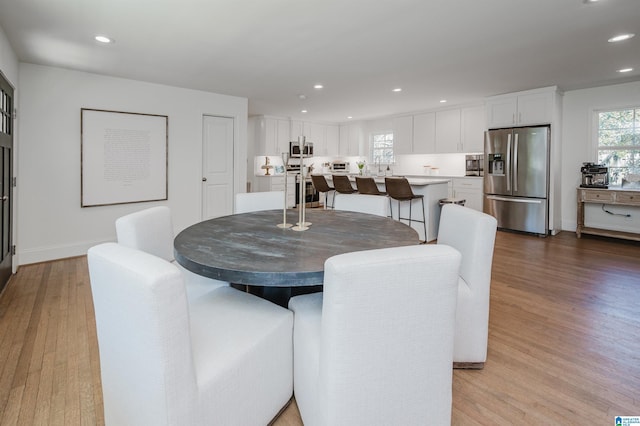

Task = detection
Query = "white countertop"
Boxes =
[324,174,449,186]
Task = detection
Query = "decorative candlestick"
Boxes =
[292,136,310,231]
[277,152,292,228]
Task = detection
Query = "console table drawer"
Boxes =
[616,192,640,206]
[582,190,614,203]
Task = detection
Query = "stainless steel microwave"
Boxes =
[290,141,313,157]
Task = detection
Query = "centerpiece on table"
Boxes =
[356,161,366,175]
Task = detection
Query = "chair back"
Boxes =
[332,175,356,194]
[385,177,415,200]
[88,243,197,425]
[115,206,174,262]
[355,176,385,195]
[310,174,333,192]
[319,245,461,425]
[438,203,497,362]
[333,193,389,217]
[235,191,285,214]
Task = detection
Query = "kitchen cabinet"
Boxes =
[303,121,327,155]
[254,175,296,208]
[486,89,554,128]
[460,105,485,152]
[325,125,339,156]
[254,116,290,155]
[434,109,461,153]
[412,112,436,154]
[392,115,414,155]
[434,106,485,154]
[339,123,363,156]
[448,178,483,211]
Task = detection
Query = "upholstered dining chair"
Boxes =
[385,177,426,242]
[235,190,285,213]
[310,174,335,209]
[333,193,389,217]
[88,243,293,425]
[289,244,461,425]
[437,203,497,368]
[331,174,357,194]
[355,176,386,195]
[115,206,228,301]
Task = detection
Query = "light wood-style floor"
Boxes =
[0,231,639,425]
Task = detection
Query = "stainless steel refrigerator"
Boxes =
[484,126,550,235]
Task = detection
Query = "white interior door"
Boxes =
[202,115,234,220]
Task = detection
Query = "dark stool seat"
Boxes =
[310,175,335,209]
[355,177,387,195]
[385,177,427,243]
[332,175,357,194]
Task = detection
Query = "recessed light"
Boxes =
[392,88,402,92]
[313,84,323,89]
[618,68,634,73]
[94,35,113,43]
[439,99,447,103]
[347,116,353,119]
[608,33,635,43]
[301,110,308,113]
[298,94,307,100]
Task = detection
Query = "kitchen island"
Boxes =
[324,175,449,241]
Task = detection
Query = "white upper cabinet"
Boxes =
[486,88,555,128]
[254,116,290,155]
[325,125,339,156]
[303,121,327,155]
[339,122,363,156]
[460,105,485,152]
[412,112,436,154]
[434,109,461,153]
[392,115,414,155]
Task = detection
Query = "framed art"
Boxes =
[81,108,168,207]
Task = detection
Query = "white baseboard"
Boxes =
[17,238,114,266]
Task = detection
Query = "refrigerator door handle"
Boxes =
[506,133,512,192]
[513,133,519,192]
[486,195,543,204]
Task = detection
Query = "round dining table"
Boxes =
[174,209,419,290]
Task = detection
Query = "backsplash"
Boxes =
[253,153,478,177]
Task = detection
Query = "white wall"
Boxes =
[17,63,247,264]
[561,80,640,232]
[0,24,18,87]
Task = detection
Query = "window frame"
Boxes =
[369,130,395,166]
[592,105,640,186]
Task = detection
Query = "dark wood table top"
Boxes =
[174,209,419,287]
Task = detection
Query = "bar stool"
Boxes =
[332,175,357,194]
[385,177,427,243]
[355,176,387,195]
[310,174,335,209]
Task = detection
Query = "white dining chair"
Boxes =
[333,193,389,217]
[288,244,461,425]
[87,242,293,425]
[437,203,497,368]
[115,206,228,301]
[235,191,285,214]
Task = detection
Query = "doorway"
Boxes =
[0,71,14,292]
[201,115,234,220]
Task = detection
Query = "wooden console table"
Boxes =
[576,187,640,241]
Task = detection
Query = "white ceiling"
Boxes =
[0,0,638,123]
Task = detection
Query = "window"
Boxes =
[596,107,640,185]
[371,132,394,165]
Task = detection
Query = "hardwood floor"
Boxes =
[0,231,639,425]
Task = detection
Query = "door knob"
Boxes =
[202,177,207,182]
[1,196,7,201]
